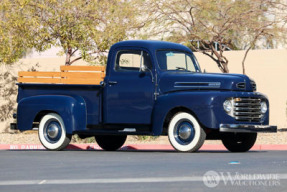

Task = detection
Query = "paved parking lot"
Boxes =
[0,150,287,192]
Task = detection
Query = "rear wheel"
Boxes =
[95,135,127,151]
[221,132,257,152]
[39,113,71,151]
[168,112,206,152]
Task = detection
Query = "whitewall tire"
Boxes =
[168,112,206,152]
[39,113,71,151]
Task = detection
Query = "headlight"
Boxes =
[223,100,232,113]
[260,101,267,113]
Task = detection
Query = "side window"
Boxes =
[115,50,152,71]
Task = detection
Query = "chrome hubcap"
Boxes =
[178,125,192,140]
[43,119,62,143]
[47,124,59,139]
[174,120,195,145]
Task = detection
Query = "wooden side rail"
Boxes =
[60,65,105,72]
[18,65,106,85]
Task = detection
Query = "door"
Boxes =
[103,49,155,125]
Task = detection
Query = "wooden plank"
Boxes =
[18,71,61,77]
[60,65,105,72]
[18,77,62,84]
[61,72,103,79]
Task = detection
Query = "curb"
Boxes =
[1,144,287,151]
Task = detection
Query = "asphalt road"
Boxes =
[0,150,287,192]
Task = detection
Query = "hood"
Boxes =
[158,72,255,93]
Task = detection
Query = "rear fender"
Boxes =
[17,95,86,134]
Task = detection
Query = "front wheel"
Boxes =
[95,135,127,151]
[39,113,71,151]
[221,132,257,152]
[168,112,206,152]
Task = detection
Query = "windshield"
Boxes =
[156,50,201,72]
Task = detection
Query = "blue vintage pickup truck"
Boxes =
[12,40,277,152]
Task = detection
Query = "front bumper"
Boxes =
[219,124,277,133]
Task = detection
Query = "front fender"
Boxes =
[151,91,269,135]
[17,95,86,134]
[151,92,219,135]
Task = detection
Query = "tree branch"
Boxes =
[69,56,82,65]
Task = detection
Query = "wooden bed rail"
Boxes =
[18,65,106,85]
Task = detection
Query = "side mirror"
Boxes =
[139,50,154,82]
[140,65,147,72]
[139,51,148,72]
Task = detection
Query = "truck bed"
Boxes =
[17,83,103,126]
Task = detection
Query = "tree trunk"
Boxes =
[221,62,229,73]
[242,47,252,75]
[65,48,72,66]
[210,46,229,73]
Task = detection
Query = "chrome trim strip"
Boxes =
[234,112,262,115]
[119,128,136,132]
[174,82,221,88]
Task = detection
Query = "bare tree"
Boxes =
[146,0,287,73]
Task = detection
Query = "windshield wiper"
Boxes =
[176,67,191,72]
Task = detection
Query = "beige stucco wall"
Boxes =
[194,49,287,128]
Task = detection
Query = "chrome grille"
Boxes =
[233,98,262,122]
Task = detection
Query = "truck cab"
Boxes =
[13,40,277,152]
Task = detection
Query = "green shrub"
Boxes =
[136,136,159,141]
[72,134,96,143]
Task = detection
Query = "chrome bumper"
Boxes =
[219,124,277,133]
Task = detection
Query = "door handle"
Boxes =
[108,81,118,85]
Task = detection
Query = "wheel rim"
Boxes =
[43,119,62,144]
[174,120,195,145]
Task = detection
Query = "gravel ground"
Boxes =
[0,130,287,145]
